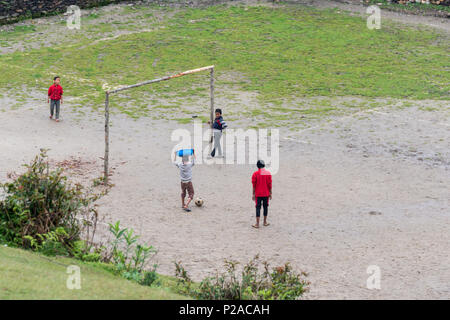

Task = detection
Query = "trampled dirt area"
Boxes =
[0,1,449,299]
[1,92,449,299]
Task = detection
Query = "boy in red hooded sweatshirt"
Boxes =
[48,76,63,122]
[251,160,272,229]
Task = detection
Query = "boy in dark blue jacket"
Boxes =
[209,108,227,158]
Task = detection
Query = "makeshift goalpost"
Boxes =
[103,65,215,183]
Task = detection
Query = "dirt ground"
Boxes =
[1,92,449,299]
[0,1,449,299]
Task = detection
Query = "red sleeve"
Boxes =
[252,172,257,189]
[60,86,63,96]
[48,86,53,97]
[268,174,272,191]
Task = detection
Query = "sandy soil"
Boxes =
[0,91,449,299]
[0,0,449,300]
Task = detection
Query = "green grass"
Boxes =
[0,24,36,46]
[0,4,448,119]
[175,117,193,124]
[0,246,188,300]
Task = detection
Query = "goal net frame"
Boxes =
[103,65,215,183]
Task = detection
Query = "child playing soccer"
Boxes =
[48,76,64,122]
[251,160,272,229]
[208,108,227,158]
[174,150,196,212]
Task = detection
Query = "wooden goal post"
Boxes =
[103,65,215,184]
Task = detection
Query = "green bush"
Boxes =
[105,221,159,286]
[71,240,103,262]
[175,255,309,300]
[0,150,102,258]
[23,227,69,256]
[0,152,162,289]
[140,268,160,287]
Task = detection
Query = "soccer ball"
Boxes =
[195,197,204,207]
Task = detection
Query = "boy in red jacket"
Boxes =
[251,160,272,229]
[48,76,63,122]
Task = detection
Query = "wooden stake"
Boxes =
[210,67,215,145]
[104,92,110,184]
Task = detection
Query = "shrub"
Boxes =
[174,260,195,296]
[175,255,309,300]
[23,227,69,256]
[0,150,102,257]
[0,152,159,286]
[140,267,160,287]
[71,240,103,262]
[105,221,159,285]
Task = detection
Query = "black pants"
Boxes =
[256,196,269,217]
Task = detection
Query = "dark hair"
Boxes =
[215,108,222,115]
[257,160,265,169]
[53,76,60,81]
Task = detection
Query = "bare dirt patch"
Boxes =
[1,92,449,299]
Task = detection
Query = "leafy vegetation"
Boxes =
[175,255,309,300]
[0,149,102,259]
[105,221,159,287]
[0,152,173,296]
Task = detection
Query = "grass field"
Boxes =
[0,3,448,121]
[0,246,188,300]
